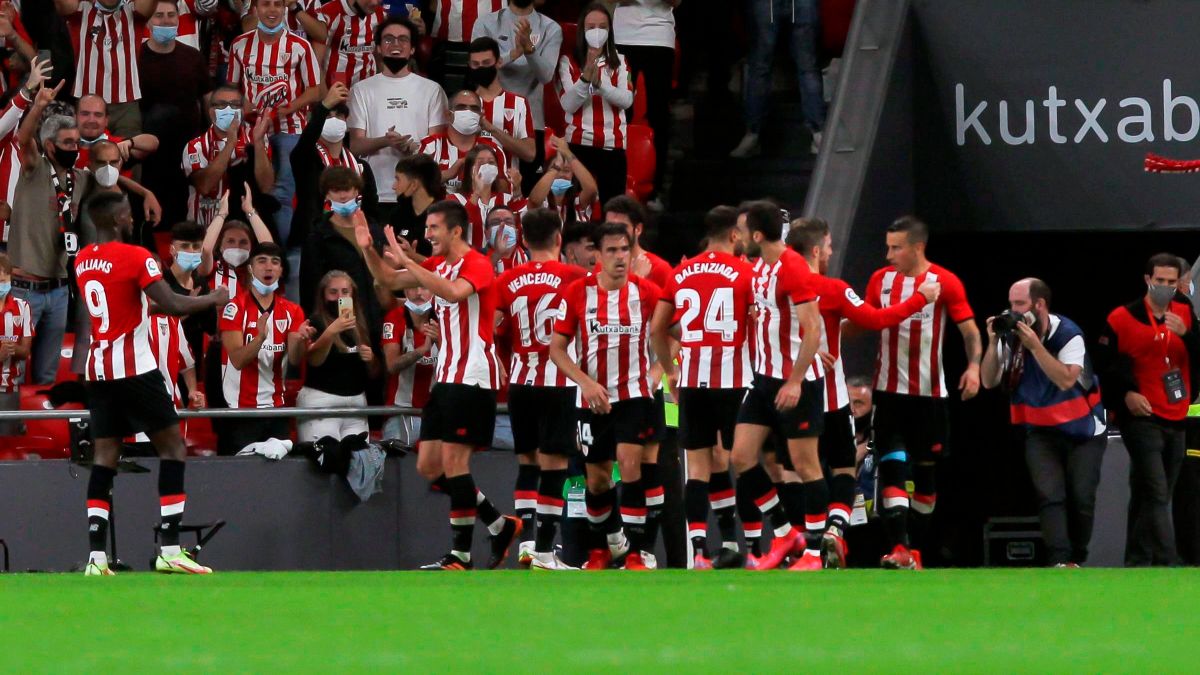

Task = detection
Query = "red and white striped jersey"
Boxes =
[67,1,145,104]
[147,313,195,406]
[74,242,164,382]
[867,263,974,398]
[227,29,321,134]
[0,92,30,241]
[497,259,587,388]
[557,54,632,150]
[418,133,507,195]
[0,294,32,394]
[481,91,533,170]
[812,273,929,412]
[315,139,363,174]
[208,260,241,296]
[750,248,821,382]
[182,123,270,226]
[316,0,385,86]
[219,291,306,408]
[593,250,672,291]
[382,306,437,408]
[431,0,503,43]
[138,0,212,51]
[421,250,503,388]
[554,274,661,402]
[546,195,595,225]
[494,247,529,274]
[662,251,754,390]
[448,191,525,252]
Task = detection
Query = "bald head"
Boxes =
[1009,277,1051,315]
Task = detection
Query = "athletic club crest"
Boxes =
[275,319,289,333]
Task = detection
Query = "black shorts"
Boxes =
[508,384,579,456]
[678,387,746,451]
[736,374,825,440]
[420,383,497,449]
[577,397,656,464]
[87,370,179,440]
[819,405,857,470]
[872,391,948,462]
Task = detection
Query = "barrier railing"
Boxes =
[0,405,510,421]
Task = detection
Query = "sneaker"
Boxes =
[693,552,713,570]
[84,560,115,576]
[517,541,535,568]
[752,529,800,570]
[787,551,823,571]
[822,531,849,570]
[810,130,823,155]
[712,548,746,569]
[880,544,917,570]
[608,533,631,566]
[623,551,649,570]
[419,553,472,570]
[487,516,523,569]
[530,551,578,571]
[1054,562,1081,569]
[155,550,212,575]
[641,551,658,570]
[730,132,760,158]
[583,548,612,570]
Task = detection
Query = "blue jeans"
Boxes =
[744,0,827,133]
[13,285,68,385]
[269,132,301,245]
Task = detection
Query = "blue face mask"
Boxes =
[214,107,239,131]
[550,178,573,197]
[150,24,178,44]
[330,199,360,217]
[175,250,202,272]
[252,277,279,295]
[258,20,285,35]
[489,224,518,251]
[0,283,10,297]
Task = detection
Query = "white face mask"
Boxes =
[94,164,119,188]
[476,163,499,187]
[452,110,481,135]
[585,28,608,49]
[405,299,432,314]
[321,117,348,143]
[223,248,250,267]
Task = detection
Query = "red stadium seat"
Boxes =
[0,435,67,460]
[0,448,26,461]
[624,123,655,203]
[55,336,75,384]
[183,417,218,457]
[543,82,566,137]
[20,389,79,454]
[631,71,648,125]
[559,23,577,58]
[417,35,435,72]
[821,0,856,57]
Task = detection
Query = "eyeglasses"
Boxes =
[490,216,516,226]
[380,35,411,46]
[211,102,241,110]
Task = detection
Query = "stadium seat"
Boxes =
[417,35,435,71]
[821,0,856,57]
[631,71,648,126]
[624,124,656,203]
[543,81,566,137]
[559,22,576,58]
[0,435,66,460]
[55,337,75,384]
[0,448,26,461]
[20,388,79,455]
[183,417,218,457]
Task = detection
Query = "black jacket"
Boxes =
[289,102,378,248]
[299,213,386,349]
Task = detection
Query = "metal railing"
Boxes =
[0,405,512,421]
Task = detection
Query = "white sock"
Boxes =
[451,550,471,563]
[486,516,505,536]
[89,551,108,566]
[607,531,628,551]
[161,545,181,557]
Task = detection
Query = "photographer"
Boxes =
[1095,254,1200,566]
[982,278,1106,567]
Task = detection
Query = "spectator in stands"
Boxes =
[298,270,377,443]
[217,241,313,454]
[467,37,535,172]
[527,133,598,226]
[389,153,441,257]
[299,166,385,339]
[614,0,677,208]
[198,185,274,297]
[11,80,84,386]
[381,285,438,447]
[290,82,379,256]
[1096,254,1200,566]
[730,0,826,158]
[78,139,162,251]
[561,219,596,270]
[183,85,275,230]
[56,0,155,138]
[556,2,633,205]
[484,204,526,273]
[419,89,507,195]
[429,0,503,89]
[471,0,562,187]
[0,3,34,79]
[163,220,214,371]
[297,0,387,87]
[348,16,447,227]
[981,278,1107,568]
[74,95,159,171]
[0,252,32,435]
[139,0,214,228]
[449,143,520,251]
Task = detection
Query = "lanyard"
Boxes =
[1145,298,1174,368]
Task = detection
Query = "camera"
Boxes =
[993,309,1032,336]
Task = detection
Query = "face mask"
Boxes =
[551,178,573,196]
[452,110,481,135]
[258,20,285,35]
[469,65,498,88]
[405,300,432,314]
[585,28,609,49]
[321,117,348,143]
[151,24,178,44]
[490,224,517,251]
[214,107,239,131]
[222,248,250,267]
[252,276,279,295]
[0,283,10,297]
[94,164,119,188]
[1148,284,1176,308]
[475,163,499,187]
[175,250,202,271]
[381,56,409,73]
[52,146,78,169]
[330,198,360,217]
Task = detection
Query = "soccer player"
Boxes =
[550,221,662,570]
[355,200,520,571]
[729,200,825,571]
[786,217,940,568]
[652,206,754,570]
[75,192,230,576]
[495,208,587,570]
[866,216,979,569]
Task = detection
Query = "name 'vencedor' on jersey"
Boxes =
[75,242,163,382]
[422,250,503,389]
[497,259,587,388]
[664,251,754,389]
[751,248,822,382]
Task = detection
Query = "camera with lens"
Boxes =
[993,309,1032,337]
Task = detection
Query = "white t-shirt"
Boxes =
[348,72,449,202]
[614,0,676,48]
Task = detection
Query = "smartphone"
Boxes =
[36,49,52,69]
[338,296,354,314]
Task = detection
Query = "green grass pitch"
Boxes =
[1,569,1198,672]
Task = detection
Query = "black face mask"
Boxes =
[52,145,78,169]
[511,0,534,8]
[468,65,498,88]
[381,56,409,74]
